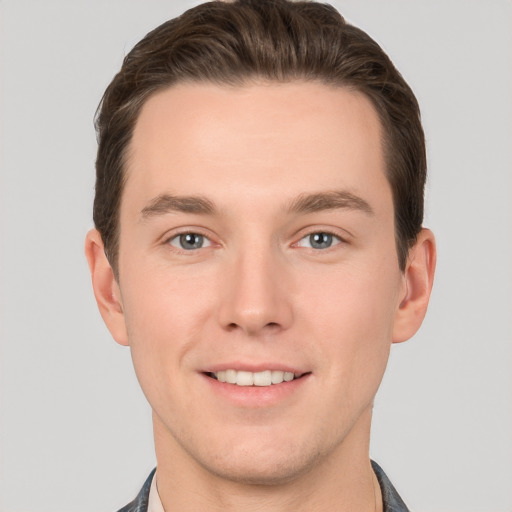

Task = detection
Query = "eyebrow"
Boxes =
[140,194,216,219]
[140,189,374,220]
[286,190,374,216]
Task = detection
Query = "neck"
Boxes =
[153,407,381,512]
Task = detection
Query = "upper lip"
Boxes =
[203,362,308,375]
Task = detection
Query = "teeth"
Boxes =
[271,370,284,384]
[225,369,237,384]
[253,370,271,386]
[212,369,301,387]
[236,371,254,386]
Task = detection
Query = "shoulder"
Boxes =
[116,469,156,512]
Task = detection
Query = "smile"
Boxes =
[208,369,303,387]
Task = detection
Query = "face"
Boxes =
[109,82,408,484]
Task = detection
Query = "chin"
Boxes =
[182,427,335,487]
[198,447,320,486]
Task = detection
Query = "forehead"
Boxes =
[124,81,390,214]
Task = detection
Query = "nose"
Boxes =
[217,244,293,337]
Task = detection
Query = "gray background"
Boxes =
[1,1,511,511]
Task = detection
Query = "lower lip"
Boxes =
[201,373,310,408]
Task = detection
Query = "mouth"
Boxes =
[205,369,308,387]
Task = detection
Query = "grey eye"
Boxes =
[169,233,211,250]
[297,232,341,249]
[309,232,333,249]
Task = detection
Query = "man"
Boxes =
[85,0,436,510]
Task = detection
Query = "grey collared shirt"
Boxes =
[117,460,410,512]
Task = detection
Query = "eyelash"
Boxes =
[165,229,214,253]
[294,230,345,250]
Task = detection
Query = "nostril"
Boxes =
[224,321,280,333]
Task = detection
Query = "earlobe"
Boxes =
[84,229,129,346]
[392,228,436,343]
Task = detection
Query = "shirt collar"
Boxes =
[147,471,165,512]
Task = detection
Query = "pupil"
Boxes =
[310,233,332,249]
[180,233,203,249]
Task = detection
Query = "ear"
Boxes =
[85,229,129,346]
[392,228,436,343]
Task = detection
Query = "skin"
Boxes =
[86,81,436,512]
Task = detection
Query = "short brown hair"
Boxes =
[94,0,426,275]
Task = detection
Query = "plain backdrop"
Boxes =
[0,1,511,511]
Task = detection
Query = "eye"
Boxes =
[296,232,342,250]
[168,232,212,250]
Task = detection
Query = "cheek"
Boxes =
[118,271,200,381]
[301,263,401,380]
[303,259,400,329]
[119,257,222,358]
[121,255,213,330]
